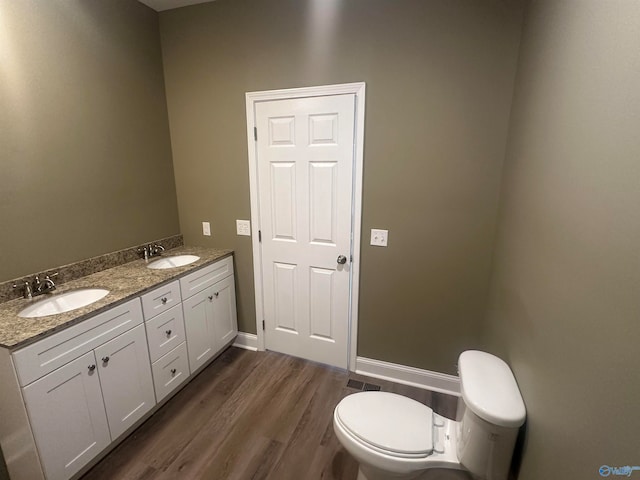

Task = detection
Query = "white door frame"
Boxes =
[245,82,365,371]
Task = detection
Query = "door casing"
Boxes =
[245,82,365,371]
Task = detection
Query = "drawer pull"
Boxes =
[214,292,219,298]
[171,368,177,376]
[165,329,172,336]
[208,295,213,301]
[88,364,96,372]
[161,297,168,305]
[102,356,110,364]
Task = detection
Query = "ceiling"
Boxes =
[137,0,215,12]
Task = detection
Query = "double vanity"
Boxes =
[0,246,238,480]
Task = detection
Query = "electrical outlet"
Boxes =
[202,221,211,236]
[236,220,251,236]
[370,228,388,247]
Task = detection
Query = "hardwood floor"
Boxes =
[82,347,458,480]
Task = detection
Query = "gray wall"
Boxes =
[0,0,180,283]
[159,0,525,374]
[483,1,640,477]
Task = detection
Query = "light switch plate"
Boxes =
[202,221,211,236]
[236,220,251,236]
[370,229,388,247]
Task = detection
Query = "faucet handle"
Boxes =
[13,282,33,299]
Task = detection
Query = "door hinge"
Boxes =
[258,230,262,242]
[262,320,265,330]
[254,127,257,141]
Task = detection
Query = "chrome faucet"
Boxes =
[138,243,165,261]
[37,274,57,295]
[13,272,58,299]
[151,243,165,256]
[13,281,33,299]
[138,245,151,260]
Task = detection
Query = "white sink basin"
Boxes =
[147,255,200,270]
[18,288,110,318]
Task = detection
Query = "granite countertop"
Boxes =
[0,246,233,351]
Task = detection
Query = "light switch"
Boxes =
[202,222,211,236]
[236,220,251,236]
[370,229,388,247]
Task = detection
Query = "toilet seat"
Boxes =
[335,392,434,458]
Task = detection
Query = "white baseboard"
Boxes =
[233,332,258,351]
[355,357,461,397]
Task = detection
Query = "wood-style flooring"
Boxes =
[82,347,458,480]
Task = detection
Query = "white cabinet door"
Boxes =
[211,275,238,351]
[22,351,110,480]
[182,287,216,373]
[95,324,156,440]
[183,274,238,373]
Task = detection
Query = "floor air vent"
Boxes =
[346,379,381,391]
[346,379,364,390]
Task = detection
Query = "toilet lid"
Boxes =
[336,392,433,456]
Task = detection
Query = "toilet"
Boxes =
[333,351,526,480]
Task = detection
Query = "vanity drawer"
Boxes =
[151,342,190,403]
[140,280,181,320]
[145,304,186,363]
[12,298,143,387]
[179,256,233,299]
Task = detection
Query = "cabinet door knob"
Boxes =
[161,297,168,305]
[102,356,110,364]
[171,368,177,376]
[165,329,172,336]
[214,292,219,298]
[208,295,213,301]
[88,364,96,372]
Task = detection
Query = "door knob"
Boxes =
[337,255,347,265]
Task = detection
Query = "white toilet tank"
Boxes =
[455,351,526,480]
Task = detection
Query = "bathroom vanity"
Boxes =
[0,247,237,480]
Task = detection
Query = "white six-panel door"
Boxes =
[255,94,355,369]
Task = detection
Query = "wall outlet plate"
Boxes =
[202,221,211,236]
[370,228,388,247]
[236,220,251,236]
